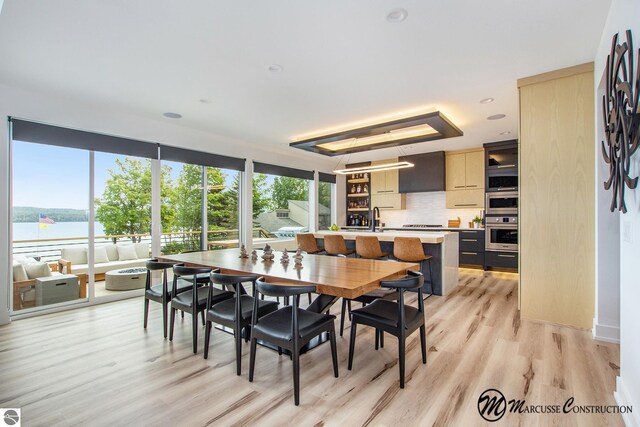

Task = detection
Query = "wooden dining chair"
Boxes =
[296,233,325,254]
[169,265,233,354]
[204,273,279,375]
[249,278,338,406]
[323,234,355,257]
[347,270,427,388]
[393,237,433,296]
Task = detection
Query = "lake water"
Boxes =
[12,221,104,241]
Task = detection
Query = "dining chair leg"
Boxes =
[339,298,347,337]
[348,322,357,370]
[162,302,168,339]
[204,321,212,359]
[235,325,242,375]
[192,311,198,354]
[244,326,250,343]
[169,308,176,341]
[380,331,384,348]
[181,311,184,320]
[200,310,205,326]
[307,293,312,305]
[375,329,379,350]
[420,325,427,364]
[143,298,149,329]
[293,346,301,406]
[329,329,339,378]
[398,335,406,388]
[249,337,257,382]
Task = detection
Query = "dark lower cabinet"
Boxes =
[458,230,485,269]
[485,250,518,271]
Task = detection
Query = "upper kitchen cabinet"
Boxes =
[445,149,484,190]
[445,149,485,209]
[398,151,445,193]
[485,140,518,170]
[370,159,399,194]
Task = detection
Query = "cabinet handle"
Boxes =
[498,187,517,191]
[466,185,478,188]
[498,254,516,258]
[378,206,394,208]
[454,185,465,188]
[454,203,476,207]
[461,231,478,234]
[497,164,516,168]
[462,252,478,255]
[462,239,478,242]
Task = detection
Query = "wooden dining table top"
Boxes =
[159,249,419,299]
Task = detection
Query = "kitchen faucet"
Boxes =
[370,207,381,232]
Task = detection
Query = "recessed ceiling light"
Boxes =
[480,98,494,104]
[199,99,211,104]
[487,114,506,120]
[386,8,408,23]
[268,64,283,73]
[163,112,182,119]
[500,131,511,135]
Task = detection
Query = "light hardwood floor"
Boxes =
[0,269,622,426]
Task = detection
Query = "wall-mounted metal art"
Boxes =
[602,30,640,213]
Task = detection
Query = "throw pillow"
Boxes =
[23,261,53,280]
[94,246,110,264]
[12,260,28,282]
[117,245,138,261]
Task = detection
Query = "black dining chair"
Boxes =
[204,273,279,375]
[347,270,427,388]
[169,265,233,354]
[144,259,192,338]
[249,278,339,406]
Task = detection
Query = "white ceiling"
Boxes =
[0,0,612,163]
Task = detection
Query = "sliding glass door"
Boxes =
[11,141,90,312]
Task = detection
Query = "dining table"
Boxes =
[159,248,420,314]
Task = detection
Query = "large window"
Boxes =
[12,142,90,312]
[252,163,313,243]
[318,180,334,230]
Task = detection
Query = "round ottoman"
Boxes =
[105,267,148,291]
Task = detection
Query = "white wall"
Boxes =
[595,0,640,425]
[594,71,621,343]
[0,83,338,326]
[379,192,481,228]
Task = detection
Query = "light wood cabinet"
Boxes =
[370,159,400,194]
[371,193,405,210]
[445,149,485,208]
[445,150,484,190]
[445,188,484,209]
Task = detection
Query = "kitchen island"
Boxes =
[314,230,459,296]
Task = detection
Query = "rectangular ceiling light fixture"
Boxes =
[333,161,415,175]
[290,111,463,156]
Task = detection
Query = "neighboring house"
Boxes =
[256,200,331,236]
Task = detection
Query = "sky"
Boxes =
[12,141,240,210]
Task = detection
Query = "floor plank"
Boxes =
[0,269,622,426]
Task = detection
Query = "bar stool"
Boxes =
[169,265,233,354]
[339,236,395,336]
[323,234,355,257]
[296,233,325,254]
[144,259,192,338]
[393,237,433,296]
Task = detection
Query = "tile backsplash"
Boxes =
[378,192,483,228]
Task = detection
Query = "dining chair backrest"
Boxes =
[296,233,322,253]
[393,237,427,262]
[380,270,425,319]
[355,235,385,259]
[323,234,348,255]
[171,265,213,300]
[145,259,179,291]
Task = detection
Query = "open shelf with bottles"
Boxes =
[344,165,372,227]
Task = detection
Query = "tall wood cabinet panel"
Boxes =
[518,63,595,329]
[370,159,404,210]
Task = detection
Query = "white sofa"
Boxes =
[59,242,151,280]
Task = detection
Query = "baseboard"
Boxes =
[615,376,640,427]
[593,318,620,344]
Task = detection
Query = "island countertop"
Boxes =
[314,230,448,244]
